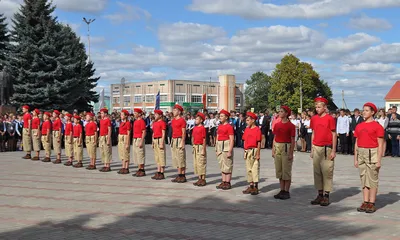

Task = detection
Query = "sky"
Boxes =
[1,0,400,109]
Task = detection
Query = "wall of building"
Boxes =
[385,101,400,113]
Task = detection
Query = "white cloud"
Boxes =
[188,0,400,19]
[53,0,108,13]
[348,43,400,64]
[348,14,392,30]
[103,1,151,24]
[0,0,22,23]
[341,63,396,72]
[99,71,167,81]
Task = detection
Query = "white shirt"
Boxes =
[209,118,217,128]
[290,119,300,129]
[304,119,312,133]
[258,116,264,126]
[336,116,349,134]
[204,119,210,128]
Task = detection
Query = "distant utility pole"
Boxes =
[83,17,96,62]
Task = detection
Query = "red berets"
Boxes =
[219,109,230,117]
[121,110,130,116]
[74,116,81,121]
[100,108,108,113]
[196,112,205,121]
[134,108,143,114]
[33,109,40,114]
[174,104,184,112]
[53,110,60,115]
[65,113,72,118]
[43,112,51,117]
[246,112,257,120]
[364,102,377,113]
[22,105,29,110]
[280,106,292,116]
[314,96,328,104]
[86,112,95,117]
[154,109,163,115]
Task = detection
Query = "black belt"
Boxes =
[324,145,332,158]
[369,149,372,164]
[74,137,79,138]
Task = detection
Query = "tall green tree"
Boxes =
[0,13,10,70]
[268,54,333,112]
[244,71,270,112]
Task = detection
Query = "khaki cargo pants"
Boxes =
[23,128,32,152]
[171,138,186,168]
[133,138,145,165]
[99,135,112,164]
[245,148,259,183]
[118,135,130,161]
[65,136,73,158]
[41,135,51,156]
[357,147,379,189]
[274,143,293,180]
[312,145,335,192]
[216,140,233,174]
[193,144,207,175]
[31,129,41,152]
[86,135,97,159]
[154,138,166,167]
[73,138,83,161]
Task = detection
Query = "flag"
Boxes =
[99,88,105,110]
[155,90,160,110]
[202,93,206,110]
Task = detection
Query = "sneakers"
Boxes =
[53,159,62,164]
[73,162,83,168]
[320,196,330,206]
[151,173,160,180]
[22,154,31,159]
[197,179,206,187]
[242,186,254,194]
[357,202,368,212]
[64,161,73,166]
[250,187,259,195]
[216,182,225,189]
[41,157,51,162]
[311,195,324,205]
[118,168,129,174]
[279,191,290,200]
[365,203,377,213]
[31,156,40,161]
[274,190,284,199]
[86,165,97,170]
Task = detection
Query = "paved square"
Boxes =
[0,146,399,240]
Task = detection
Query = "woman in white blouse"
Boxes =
[376,108,389,157]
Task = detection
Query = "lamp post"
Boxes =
[83,17,95,62]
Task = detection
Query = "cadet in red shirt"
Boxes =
[242,112,262,195]
[22,105,32,159]
[192,112,207,187]
[151,109,167,180]
[41,112,52,162]
[272,106,295,200]
[99,108,112,172]
[73,116,84,168]
[85,112,98,169]
[52,110,62,164]
[132,108,147,177]
[170,104,187,183]
[118,110,131,174]
[31,109,41,161]
[64,113,74,166]
[354,102,384,214]
[216,109,235,190]
[310,97,337,207]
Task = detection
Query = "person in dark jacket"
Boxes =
[387,112,400,157]
[349,108,363,154]
[235,113,246,148]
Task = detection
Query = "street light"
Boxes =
[83,17,95,62]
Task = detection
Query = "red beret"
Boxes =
[65,113,72,118]
[53,110,60,115]
[74,116,81,121]
[100,108,108,113]
[154,109,163,115]
[314,96,328,104]
[280,106,292,116]
[219,109,230,117]
[134,108,143,114]
[196,112,205,121]
[174,104,184,112]
[121,110,129,116]
[33,109,40,114]
[246,112,257,120]
[43,112,51,117]
[364,102,377,113]
[86,112,95,117]
[22,105,30,110]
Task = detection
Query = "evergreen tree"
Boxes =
[0,13,10,70]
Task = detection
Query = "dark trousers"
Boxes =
[390,134,399,157]
[0,134,5,152]
[267,131,274,148]
[7,135,16,151]
[236,133,243,148]
[339,133,348,154]
[305,133,312,151]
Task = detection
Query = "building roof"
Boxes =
[385,81,400,100]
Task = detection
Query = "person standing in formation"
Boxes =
[21,105,32,159]
[73,116,84,168]
[192,112,207,187]
[63,113,74,166]
[85,112,98,170]
[171,104,187,183]
[132,108,147,177]
[272,106,295,200]
[242,112,262,195]
[99,108,112,172]
[216,109,235,190]
[31,109,41,161]
[354,103,384,213]
[310,97,337,207]
[151,109,167,180]
[118,110,131,174]
[51,110,62,164]
[41,112,52,162]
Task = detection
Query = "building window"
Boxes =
[235,96,241,105]
[174,95,186,103]
[145,95,154,103]
[113,97,120,104]
[114,86,120,90]
[191,95,202,103]
[176,84,185,93]
[160,84,165,86]
[160,95,168,102]
[124,96,130,107]
[208,96,217,103]
[134,96,142,103]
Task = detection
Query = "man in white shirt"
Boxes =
[336,109,349,154]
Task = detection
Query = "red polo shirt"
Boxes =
[354,121,384,148]
[119,121,131,135]
[133,118,146,138]
[192,125,206,145]
[65,122,73,136]
[23,113,31,128]
[85,121,97,136]
[153,120,166,138]
[243,126,262,149]
[73,124,82,138]
[41,120,51,135]
[99,118,111,136]
[31,117,40,130]
[273,121,296,143]
[53,118,62,131]
[171,117,186,139]
[310,114,336,146]
[217,123,234,141]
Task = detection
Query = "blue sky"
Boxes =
[2,0,400,109]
